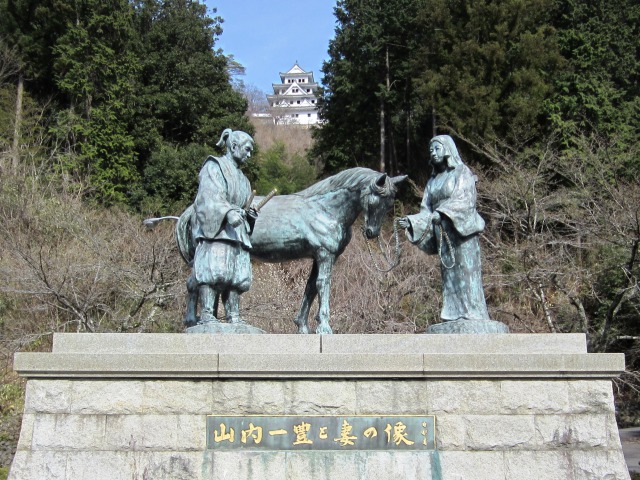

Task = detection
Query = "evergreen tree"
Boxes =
[546,0,640,152]
[412,0,562,156]
[312,0,421,174]
[313,0,562,174]
[51,0,140,204]
[131,0,251,169]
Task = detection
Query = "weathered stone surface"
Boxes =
[53,332,320,354]
[503,451,574,480]
[287,380,357,414]
[433,415,467,450]
[209,451,286,480]
[464,415,536,450]
[70,380,145,414]
[15,413,35,450]
[500,380,570,413]
[32,414,107,450]
[9,451,68,479]
[211,380,288,414]
[142,380,213,414]
[438,451,506,479]
[354,380,429,415]
[568,379,616,413]
[24,379,72,413]
[282,451,434,479]
[321,333,587,354]
[571,449,630,479]
[426,380,502,414]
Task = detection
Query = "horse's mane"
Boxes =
[297,167,387,198]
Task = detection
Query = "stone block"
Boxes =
[8,450,68,480]
[211,380,288,414]
[464,415,535,450]
[500,380,570,414]
[321,333,587,354]
[425,380,502,414]
[569,413,616,448]
[142,380,213,414]
[209,451,286,480]
[53,332,321,354]
[568,380,616,413]
[281,451,433,479]
[15,413,35,450]
[503,451,574,480]
[105,414,178,450]
[24,379,72,413]
[434,415,467,450]
[534,412,620,450]
[70,380,145,414]
[65,451,134,480]
[438,451,506,480]
[176,414,207,450]
[286,380,357,414]
[218,353,424,377]
[354,380,429,414]
[355,451,434,479]
[32,414,106,450]
[533,414,573,448]
[571,449,631,479]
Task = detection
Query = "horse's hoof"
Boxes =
[184,316,198,328]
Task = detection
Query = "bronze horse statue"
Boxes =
[176,167,406,334]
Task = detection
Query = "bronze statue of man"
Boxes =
[191,128,258,324]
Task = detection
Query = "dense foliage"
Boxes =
[313,0,639,176]
[0,0,251,207]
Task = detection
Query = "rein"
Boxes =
[409,214,456,270]
[362,217,402,273]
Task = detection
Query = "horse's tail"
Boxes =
[176,204,196,266]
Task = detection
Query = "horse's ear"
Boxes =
[391,174,408,185]
[375,173,388,188]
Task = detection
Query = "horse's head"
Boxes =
[362,173,408,239]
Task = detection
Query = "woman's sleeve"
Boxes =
[436,166,484,236]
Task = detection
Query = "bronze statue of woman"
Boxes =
[398,135,508,333]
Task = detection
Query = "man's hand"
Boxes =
[226,209,244,227]
[247,206,259,221]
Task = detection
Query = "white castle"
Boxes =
[266,63,320,125]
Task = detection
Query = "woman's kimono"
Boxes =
[405,162,490,322]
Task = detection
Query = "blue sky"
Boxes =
[205,1,337,93]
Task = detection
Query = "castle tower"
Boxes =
[266,62,320,125]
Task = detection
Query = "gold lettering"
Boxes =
[241,423,263,444]
[363,427,378,438]
[384,421,414,446]
[334,420,357,447]
[293,422,313,445]
[214,423,235,443]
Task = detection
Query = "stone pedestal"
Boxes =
[10,333,630,480]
